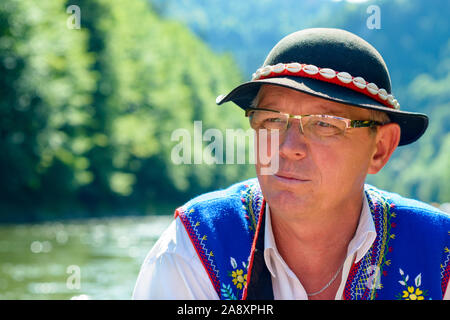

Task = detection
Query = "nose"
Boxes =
[279,119,308,160]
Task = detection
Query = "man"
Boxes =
[133,28,450,300]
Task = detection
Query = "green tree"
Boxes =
[0,0,252,221]
[0,0,95,220]
[69,0,251,215]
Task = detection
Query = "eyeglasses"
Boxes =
[245,107,383,142]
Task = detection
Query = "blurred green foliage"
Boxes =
[0,0,251,221]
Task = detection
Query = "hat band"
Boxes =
[252,63,400,110]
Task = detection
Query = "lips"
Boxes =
[274,171,310,182]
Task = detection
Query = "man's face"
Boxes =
[254,85,379,217]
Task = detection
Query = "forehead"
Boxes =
[256,85,371,118]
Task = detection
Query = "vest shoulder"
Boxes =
[366,184,450,227]
[175,178,261,218]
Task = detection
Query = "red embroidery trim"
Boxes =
[242,199,266,300]
[175,207,222,295]
[442,255,450,298]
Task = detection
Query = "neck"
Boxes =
[270,188,364,251]
[268,188,365,291]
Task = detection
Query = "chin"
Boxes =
[258,176,316,214]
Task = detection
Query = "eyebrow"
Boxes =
[316,107,349,117]
[308,101,351,114]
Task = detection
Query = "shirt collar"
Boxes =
[263,191,377,278]
[347,191,377,263]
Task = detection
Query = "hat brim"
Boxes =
[216,76,428,146]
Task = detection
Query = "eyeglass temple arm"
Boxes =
[350,120,383,128]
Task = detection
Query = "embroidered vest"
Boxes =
[174,178,450,300]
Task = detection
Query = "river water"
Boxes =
[0,215,172,300]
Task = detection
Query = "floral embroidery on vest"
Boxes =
[396,269,429,300]
[223,183,263,299]
[343,185,396,300]
[240,182,264,234]
[175,180,264,300]
[221,257,249,299]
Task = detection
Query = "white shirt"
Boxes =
[133,193,450,300]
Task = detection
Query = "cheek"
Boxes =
[254,131,280,167]
[312,142,371,186]
[312,146,341,184]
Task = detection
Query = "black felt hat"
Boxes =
[216,28,428,146]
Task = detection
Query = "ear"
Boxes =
[367,123,401,174]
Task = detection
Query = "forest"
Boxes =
[0,0,449,222]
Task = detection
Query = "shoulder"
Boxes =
[134,219,196,281]
[175,178,261,220]
[185,178,259,206]
[144,218,197,261]
[365,184,450,230]
[133,218,218,299]
[173,178,263,254]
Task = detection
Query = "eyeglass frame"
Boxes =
[244,107,385,137]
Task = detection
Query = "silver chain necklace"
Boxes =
[306,261,345,297]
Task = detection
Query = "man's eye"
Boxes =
[315,121,335,128]
[266,117,284,123]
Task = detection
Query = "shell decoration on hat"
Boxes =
[252,63,400,110]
